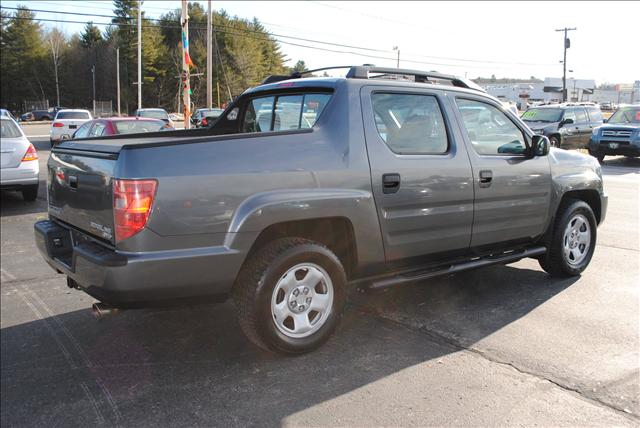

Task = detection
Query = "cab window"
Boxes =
[456,98,526,156]
[242,93,331,133]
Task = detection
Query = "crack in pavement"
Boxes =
[355,305,639,422]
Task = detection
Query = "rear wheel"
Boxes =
[539,199,597,277]
[21,184,38,202]
[233,238,347,354]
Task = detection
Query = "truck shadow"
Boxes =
[0,264,577,426]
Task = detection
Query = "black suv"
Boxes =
[521,104,604,149]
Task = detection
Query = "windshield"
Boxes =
[56,111,90,120]
[138,110,168,120]
[0,119,23,138]
[521,108,562,123]
[607,107,640,124]
[115,120,167,134]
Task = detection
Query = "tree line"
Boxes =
[0,1,292,115]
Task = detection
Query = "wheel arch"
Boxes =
[244,217,358,280]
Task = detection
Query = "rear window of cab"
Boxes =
[241,93,332,133]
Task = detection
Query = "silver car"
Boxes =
[1,117,39,201]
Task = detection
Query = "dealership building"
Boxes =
[483,78,640,108]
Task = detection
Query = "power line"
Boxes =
[1,13,551,71]
[0,5,558,67]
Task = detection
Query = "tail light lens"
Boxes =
[21,143,38,162]
[201,117,208,126]
[113,179,157,242]
[52,122,64,128]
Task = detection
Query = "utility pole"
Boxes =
[206,0,213,108]
[555,27,576,102]
[91,65,96,117]
[393,46,400,68]
[181,0,192,129]
[137,0,143,111]
[116,48,121,116]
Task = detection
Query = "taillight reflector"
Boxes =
[52,122,64,127]
[201,117,208,126]
[22,143,38,162]
[113,179,157,242]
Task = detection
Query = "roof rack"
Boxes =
[261,65,485,92]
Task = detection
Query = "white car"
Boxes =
[50,109,92,145]
[1,117,39,201]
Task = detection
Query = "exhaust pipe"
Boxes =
[92,302,121,319]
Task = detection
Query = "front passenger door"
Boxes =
[453,97,551,250]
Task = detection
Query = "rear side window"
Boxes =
[371,93,448,154]
[242,93,331,133]
[89,122,106,137]
[56,111,90,120]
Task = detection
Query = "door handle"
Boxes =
[382,173,401,194]
[69,175,78,189]
[479,170,492,188]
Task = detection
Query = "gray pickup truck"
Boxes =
[35,66,607,354]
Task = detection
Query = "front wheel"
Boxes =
[588,148,605,163]
[539,199,597,277]
[550,136,561,148]
[233,238,347,354]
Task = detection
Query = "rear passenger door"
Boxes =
[573,107,592,148]
[452,96,551,250]
[360,87,475,267]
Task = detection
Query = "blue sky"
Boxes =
[3,1,639,83]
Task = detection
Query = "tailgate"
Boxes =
[48,149,117,243]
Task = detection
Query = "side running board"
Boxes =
[365,246,547,291]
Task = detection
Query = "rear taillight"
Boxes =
[21,143,38,162]
[52,122,64,128]
[113,179,157,242]
[201,118,208,126]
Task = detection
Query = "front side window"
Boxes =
[371,93,448,154]
[456,98,526,156]
[574,108,588,123]
[562,109,577,123]
[242,93,331,133]
[587,107,603,123]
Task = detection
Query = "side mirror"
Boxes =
[560,117,574,127]
[531,135,550,157]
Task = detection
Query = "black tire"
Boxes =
[549,135,561,148]
[232,238,347,354]
[588,148,605,163]
[232,237,347,354]
[21,184,38,202]
[539,199,597,277]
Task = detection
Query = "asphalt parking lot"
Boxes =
[1,126,639,427]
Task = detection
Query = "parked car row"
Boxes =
[520,102,639,161]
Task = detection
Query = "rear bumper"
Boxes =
[34,220,246,306]
[0,161,39,186]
